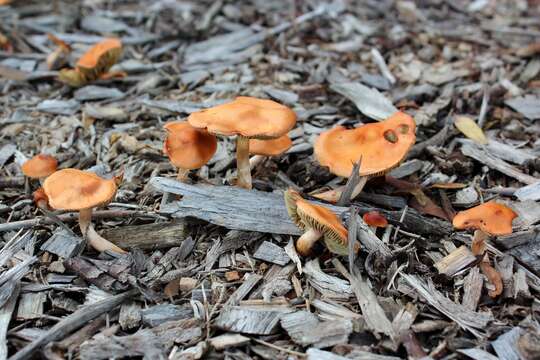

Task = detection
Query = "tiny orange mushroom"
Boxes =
[452,201,517,236]
[188,97,296,189]
[249,134,292,169]
[59,38,122,87]
[163,121,217,182]
[363,211,388,228]
[43,169,126,254]
[284,189,358,256]
[21,154,58,181]
[313,111,416,203]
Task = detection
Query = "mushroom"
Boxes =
[452,201,517,298]
[59,38,122,87]
[362,210,388,232]
[21,154,58,184]
[188,97,296,189]
[313,111,416,203]
[284,189,357,256]
[163,121,217,182]
[452,201,517,236]
[249,134,292,169]
[43,168,126,254]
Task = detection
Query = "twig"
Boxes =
[337,157,362,207]
[347,206,359,275]
[477,84,490,128]
[251,337,306,357]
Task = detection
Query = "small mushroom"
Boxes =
[452,201,517,236]
[188,97,296,189]
[363,210,388,230]
[163,121,217,182]
[313,111,416,203]
[43,168,126,254]
[284,189,357,256]
[21,154,58,184]
[33,187,49,209]
[59,38,122,87]
[249,134,292,169]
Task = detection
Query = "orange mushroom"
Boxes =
[284,189,357,256]
[163,121,217,182]
[452,201,517,236]
[362,211,388,228]
[21,154,58,182]
[188,97,296,189]
[313,111,416,203]
[43,169,125,254]
[249,134,292,169]
[59,38,122,87]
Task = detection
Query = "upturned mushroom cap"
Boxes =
[249,135,292,156]
[314,111,416,178]
[43,169,117,211]
[76,38,122,73]
[21,154,58,178]
[363,211,388,228]
[187,97,296,139]
[452,201,517,236]
[163,121,217,170]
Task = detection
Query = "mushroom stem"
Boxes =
[236,136,252,189]
[78,208,126,254]
[312,176,369,204]
[296,228,323,256]
[249,155,266,170]
[176,168,190,182]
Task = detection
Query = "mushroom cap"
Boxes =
[187,97,297,139]
[249,135,292,156]
[296,198,350,255]
[363,211,388,228]
[21,154,58,178]
[76,38,122,74]
[43,169,117,211]
[163,121,217,170]
[314,111,416,178]
[452,201,517,236]
[33,187,49,207]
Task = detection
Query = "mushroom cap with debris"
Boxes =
[21,154,58,178]
[452,201,517,236]
[284,189,353,255]
[76,38,122,75]
[188,97,297,139]
[249,135,292,156]
[314,111,416,178]
[163,121,217,170]
[43,168,117,211]
[363,211,388,228]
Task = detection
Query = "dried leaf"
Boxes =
[454,116,488,145]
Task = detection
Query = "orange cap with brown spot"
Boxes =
[452,201,517,236]
[163,121,217,170]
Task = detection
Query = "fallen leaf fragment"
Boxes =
[454,115,488,145]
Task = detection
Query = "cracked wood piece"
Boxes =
[151,177,451,236]
[249,263,295,300]
[101,220,187,250]
[457,348,499,360]
[16,292,47,320]
[460,141,538,185]
[495,256,515,299]
[280,311,353,348]
[140,304,193,327]
[252,241,290,266]
[304,259,352,300]
[512,269,530,299]
[79,329,165,360]
[41,229,84,258]
[307,348,401,360]
[209,333,250,350]
[462,267,483,311]
[434,246,476,276]
[0,285,19,360]
[355,214,392,257]
[224,273,263,307]
[494,227,540,275]
[119,302,142,330]
[491,327,524,360]
[214,305,293,335]
[514,181,540,201]
[10,289,137,360]
[391,303,418,339]
[311,299,362,321]
[400,273,492,339]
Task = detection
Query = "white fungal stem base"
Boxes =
[79,208,126,254]
[236,136,252,189]
[296,228,322,256]
[176,168,190,182]
[249,155,266,170]
[313,177,368,203]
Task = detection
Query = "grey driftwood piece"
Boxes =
[209,333,250,350]
[252,241,290,266]
[457,348,499,360]
[280,311,353,348]
[354,215,391,257]
[214,305,293,335]
[329,82,397,121]
[462,267,483,311]
[491,327,524,360]
[400,273,492,339]
[119,302,142,330]
[434,246,476,276]
[140,304,193,327]
[494,227,540,274]
[306,348,401,360]
[41,229,84,258]
[150,177,452,236]
[10,289,137,360]
[303,260,352,300]
[16,292,46,320]
[0,286,19,360]
[101,220,187,250]
[224,273,263,307]
[514,181,540,201]
[79,329,165,360]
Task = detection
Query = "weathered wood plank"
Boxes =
[214,305,293,335]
